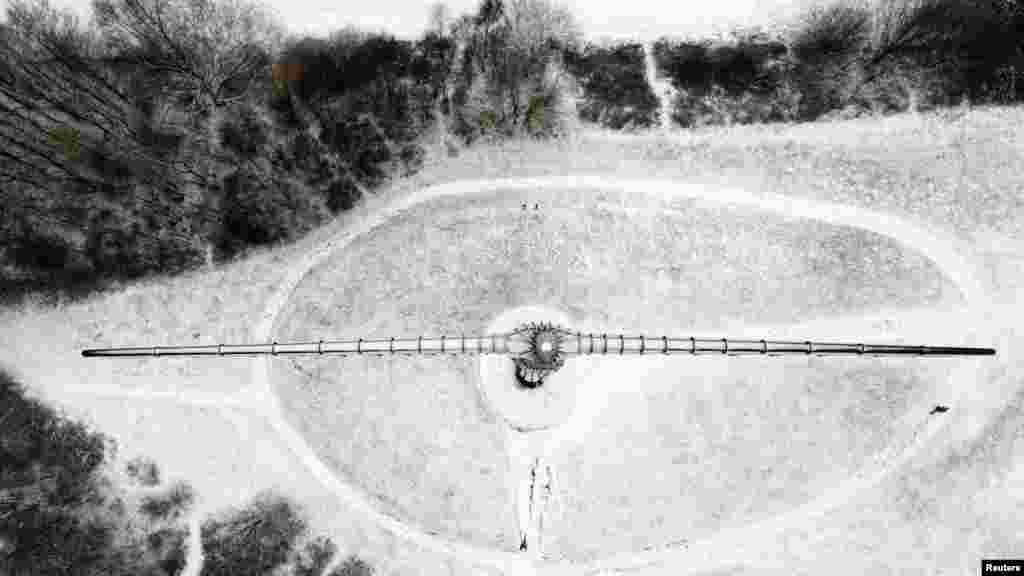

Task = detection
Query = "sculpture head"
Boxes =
[511,322,568,388]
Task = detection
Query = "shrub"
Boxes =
[324,178,363,213]
[290,536,337,576]
[199,491,308,576]
[778,0,1024,119]
[139,482,195,522]
[526,93,546,133]
[566,41,659,130]
[125,457,161,487]
[652,38,713,93]
[214,168,329,260]
[479,109,499,131]
[866,0,1023,106]
[0,369,111,508]
[218,104,272,160]
[82,183,208,281]
[785,0,872,120]
[144,527,188,576]
[658,30,796,127]
[0,368,181,575]
[276,31,437,188]
[452,0,581,137]
[329,555,375,576]
[4,226,80,277]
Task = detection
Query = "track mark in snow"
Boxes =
[67,386,252,408]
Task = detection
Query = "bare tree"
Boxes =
[427,1,452,37]
[857,0,1022,105]
[90,0,285,115]
[85,0,289,265]
[0,0,194,196]
[504,0,581,57]
[460,0,580,131]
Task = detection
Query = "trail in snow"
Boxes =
[643,44,675,132]
[183,507,204,576]
[245,175,996,575]
[62,386,253,409]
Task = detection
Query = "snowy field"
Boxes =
[2,106,1021,576]
[271,184,965,556]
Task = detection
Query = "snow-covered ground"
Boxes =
[260,174,1002,574]
[4,109,1020,576]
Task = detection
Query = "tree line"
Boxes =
[0,0,580,306]
[651,0,1024,126]
[2,0,1022,305]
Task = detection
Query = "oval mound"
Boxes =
[271,186,962,553]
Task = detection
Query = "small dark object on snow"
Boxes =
[929,405,950,415]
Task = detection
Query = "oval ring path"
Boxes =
[250,175,997,576]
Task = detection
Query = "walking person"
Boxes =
[535,462,554,553]
[516,458,538,552]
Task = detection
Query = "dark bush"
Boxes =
[866,0,1024,106]
[5,228,78,274]
[412,31,457,105]
[330,555,375,576]
[219,104,271,160]
[82,183,208,281]
[777,0,1024,119]
[144,527,188,576]
[706,44,761,95]
[0,369,111,507]
[0,206,101,306]
[324,178,363,213]
[125,457,161,487]
[652,39,714,93]
[199,491,308,576]
[139,482,195,521]
[0,368,321,575]
[655,33,788,95]
[291,536,337,576]
[275,31,436,193]
[565,42,659,130]
[2,139,206,305]
[787,0,872,119]
[0,368,117,575]
[214,168,329,260]
[656,30,796,127]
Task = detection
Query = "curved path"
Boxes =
[242,175,996,575]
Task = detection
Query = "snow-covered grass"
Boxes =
[1,104,1021,575]
[269,175,963,553]
[408,105,1024,246]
